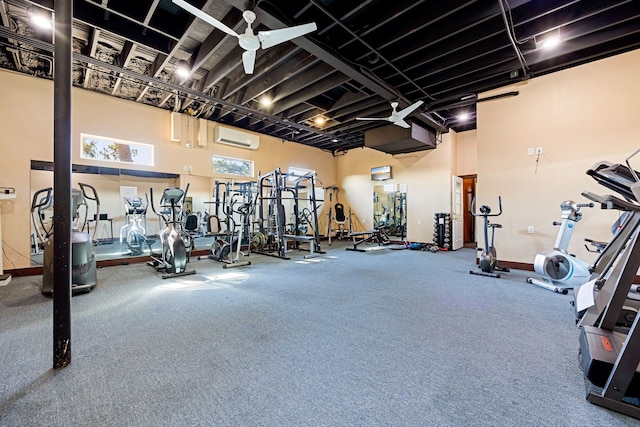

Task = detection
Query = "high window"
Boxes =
[212,155,254,177]
[81,134,154,166]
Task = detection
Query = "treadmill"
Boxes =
[577,150,640,419]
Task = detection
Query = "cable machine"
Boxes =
[254,168,288,258]
[254,168,323,259]
[287,171,323,257]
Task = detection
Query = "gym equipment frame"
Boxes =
[147,185,196,279]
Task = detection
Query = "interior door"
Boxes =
[451,175,463,250]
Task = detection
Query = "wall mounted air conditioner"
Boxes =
[214,125,260,150]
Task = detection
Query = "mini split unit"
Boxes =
[170,112,259,150]
[214,125,260,150]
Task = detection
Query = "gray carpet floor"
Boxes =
[1,242,637,426]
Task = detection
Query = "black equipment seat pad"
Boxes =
[335,203,346,223]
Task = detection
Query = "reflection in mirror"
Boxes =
[30,161,183,265]
[373,183,407,240]
[29,161,327,266]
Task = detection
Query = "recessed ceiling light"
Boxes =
[541,35,561,50]
[535,29,562,50]
[260,96,272,106]
[313,116,327,126]
[174,60,190,78]
[28,7,52,30]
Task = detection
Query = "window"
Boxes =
[287,166,315,182]
[81,134,154,166]
[212,155,254,177]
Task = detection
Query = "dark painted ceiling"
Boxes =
[1,0,639,153]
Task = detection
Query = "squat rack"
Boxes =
[254,168,323,259]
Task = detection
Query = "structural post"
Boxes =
[53,0,73,369]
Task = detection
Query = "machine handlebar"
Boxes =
[470,196,503,217]
[31,187,53,211]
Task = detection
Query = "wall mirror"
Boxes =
[29,161,327,267]
[29,161,205,266]
[373,183,407,240]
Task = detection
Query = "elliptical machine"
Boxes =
[201,182,252,268]
[469,196,509,278]
[526,200,594,294]
[147,185,196,279]
[32,183,100,295]
[120,194,149,256]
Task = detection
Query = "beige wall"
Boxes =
[3,47,638,269]
[477,48,640,264]
[335,132,456,243]
[0,70,336,269]
[456,129,478,176]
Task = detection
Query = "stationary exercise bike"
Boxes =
[526,200,594,294]
[469,196,509,278]
[147,185,196,279]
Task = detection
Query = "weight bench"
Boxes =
[346,229,387,252]
[283,234,318,258]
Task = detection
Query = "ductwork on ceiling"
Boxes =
[364,120,437,155]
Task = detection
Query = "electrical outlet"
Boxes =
[536,146,543,155]
[527,147,534,156]
[183,165,189,171]
[418,220,422,225]
[528,226,535,234]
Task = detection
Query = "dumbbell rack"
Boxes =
[433,212,451,250]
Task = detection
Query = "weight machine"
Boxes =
[254,168,323,259]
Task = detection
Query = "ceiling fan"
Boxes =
[172,0,317,75]
[356,100,425,128]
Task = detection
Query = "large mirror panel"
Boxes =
[29,162,195,265]
[29,162,328,266]
[373,183,407,240]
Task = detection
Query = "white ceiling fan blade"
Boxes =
[396,100,424,119]
[258,22,317,49]
[356,117,386,121]
[394,119,411,128]
[172,0,239,37]
[242,49,257,74]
